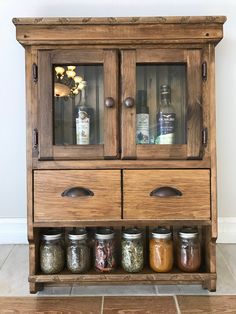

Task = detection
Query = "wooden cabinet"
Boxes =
[13,16,226,293]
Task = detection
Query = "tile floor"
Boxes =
[0,244,236,296]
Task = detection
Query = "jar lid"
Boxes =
[122,228,142,239]
[95,228,114,240]
[68,228,88,240]
[179,227,198,239]
[151,227,172,239]
[42,229,63,241]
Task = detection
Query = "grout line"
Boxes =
[69,284,73,295]
[218,245,236,282]
[101,296,104,314]
[0,244,15,271]
[154,285,159,295]
[174,295,181,314]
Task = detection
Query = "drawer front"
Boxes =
[34,170,121,222]
[123,170,210,220]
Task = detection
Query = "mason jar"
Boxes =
[121,228,144,273]
[149,227,173,272]
[40,230,65,274]
[95,228,116,272]
[177,227,201,272]
[66,228,90,273]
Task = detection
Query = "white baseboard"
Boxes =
[0,217,235,244]
[217,217,236,243]
[0,218,27,244]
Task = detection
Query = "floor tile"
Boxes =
[103,296,177,313]
[0,296,102,313]
[218,244,236,279]
[212,245,236,295]
[178,284,209,295]
[71,284,156,296]
[0,245,29,296]
[0,245,14,269]
[156,284,181,295]
[37,285,72,296]
[177,295,236,313]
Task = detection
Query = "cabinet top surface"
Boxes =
[13,16,226,25]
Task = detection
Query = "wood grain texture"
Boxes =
[123,170,210,219]
[12,16,227,25]
[103,296,177,314]
[136,144,187,159]
[121,50,136,159]
[136,48,186,63]
[15,23,224,46]
[38,50,53,159]
[0,297,102,313]
[208,44,218,239]
[104,50,119,157]
[186,50,202,158]
[52,145,104,160]
[51,49,104,63]
[34,170,121,221]
[177,296,236,314]
[29,270,216,284]
[35,159,211,169]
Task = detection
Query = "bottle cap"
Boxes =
[151,227,172,239]
[179,227,199,239]
[160,84,170,95]
[68,228,88,240]
[95,228,115,240]
[122,228,142,239]
[42,229,63,241]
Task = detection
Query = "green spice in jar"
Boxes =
[67,228,90,273]
[121,228,144,273]
[40,230,65,274]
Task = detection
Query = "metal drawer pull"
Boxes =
[150,186,182,197]
[61,187,94,197]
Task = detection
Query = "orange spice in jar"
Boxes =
[149,227,173,272]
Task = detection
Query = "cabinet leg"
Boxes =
[202,279,216,292]
[29,282,43,294]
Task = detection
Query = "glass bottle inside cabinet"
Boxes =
[136,64,187,145]
[53,64,104,146]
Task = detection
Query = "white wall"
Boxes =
[0,0,235,239]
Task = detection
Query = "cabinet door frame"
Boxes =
[38,49,119,160]
[121,48,203,160]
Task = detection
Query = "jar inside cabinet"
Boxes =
[95,228,116,272]
[40,229,65,274]
[176,227,201,272]
[121,228,144,273]
[66,228,90,273]
[149,227,173,272]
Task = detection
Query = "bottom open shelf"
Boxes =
[29,267,216,285]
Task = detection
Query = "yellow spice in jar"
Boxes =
[149,237,173,272]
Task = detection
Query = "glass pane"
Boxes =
[53,65,104,145]
[136,64,186,145]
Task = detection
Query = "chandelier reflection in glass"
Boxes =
[54,65,86,97]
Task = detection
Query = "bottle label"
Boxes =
[156,112,176,144]
[136,113,149,144]
[76,111,90,145]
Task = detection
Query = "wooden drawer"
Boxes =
[123,170,210,220]
[34,170,121,222]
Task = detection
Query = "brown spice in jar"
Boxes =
[177,228,201,272]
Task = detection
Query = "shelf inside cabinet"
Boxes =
[29,268,216,285]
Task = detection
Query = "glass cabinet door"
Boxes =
[38,49,118,160]
[121,49,203,159]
